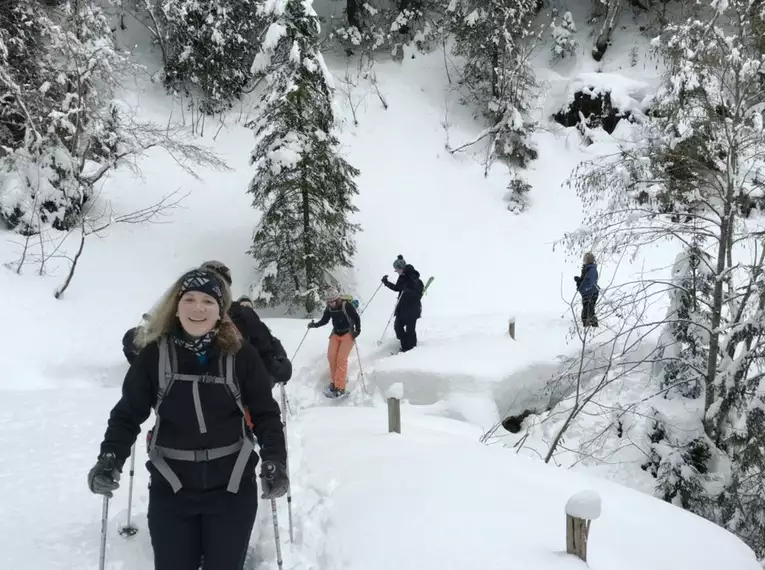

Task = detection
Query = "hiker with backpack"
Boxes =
[121,313,151,364]
[199,260,292,387]
[307,287,361,398]
[382,255,424,352]
[574,252,600,328]
[87,268,289,570]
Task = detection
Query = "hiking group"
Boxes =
[87,254,431,570]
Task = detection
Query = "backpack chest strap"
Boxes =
[151,339,252,494]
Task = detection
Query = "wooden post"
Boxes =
[565,514,591,562]
[564,490,600,563]
[387,397,401,433]
[508,317,516,340]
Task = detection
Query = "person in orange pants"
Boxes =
[307,287,361,398]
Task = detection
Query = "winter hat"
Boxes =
[199,260,232,286]
[238,295,253,305]
[325,286,340,301]
[178,269,225,312]
[392,255,406,271]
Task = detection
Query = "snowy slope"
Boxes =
[0,5,761,569]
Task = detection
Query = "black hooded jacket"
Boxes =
[228,302,292,385]
[100,339,286,493]
[383,264,424,320]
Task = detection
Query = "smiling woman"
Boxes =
[86,267,290,570]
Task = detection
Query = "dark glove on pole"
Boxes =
[88,452,121,498]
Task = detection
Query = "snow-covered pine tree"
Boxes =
[446,0,539,171]
[645,243,715,511]
[563,0,765,554]
[157,0,265,114]
[247,0,360,314]
[0,0,128,235]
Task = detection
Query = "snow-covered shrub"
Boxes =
[330,1,439,60]
[447,0,540,169]
[1,0,130,234]
[247,0,361,314]
[642,246,716,510]
[157,0,265,114]
[550,10,577,60]
[504,175,531,213]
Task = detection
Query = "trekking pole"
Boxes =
[279,384,295,543]
[99,496,110,570]
[376,305,396,346]
[118,443,138,537]
[354,343,368,394]
[290,328,310,362]
[359,282,383,315]
[270,499,284,570]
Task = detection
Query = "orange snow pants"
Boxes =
[327,333,355,390]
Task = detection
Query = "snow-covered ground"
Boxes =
[0,5,761,569]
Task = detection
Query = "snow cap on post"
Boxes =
[565,490,601,520]
[387,382,404,400]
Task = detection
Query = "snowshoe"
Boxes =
[324,384,349,399]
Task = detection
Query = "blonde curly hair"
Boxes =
[135,268,242,353]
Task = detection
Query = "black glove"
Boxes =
[381,275,389,284]
[87,452,121,498]
[259,460,289,500]
[574,276,582,285]
[307,321,316,329]
[352,330,360,339]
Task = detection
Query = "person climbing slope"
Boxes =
[87,268,289,570]
[307,287,361,399]
[382,254,424,352]
[199,260,292,387]
[574,252,600,328]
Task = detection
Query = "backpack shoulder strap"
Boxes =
[223,352,247,418]
[156,337,176,410]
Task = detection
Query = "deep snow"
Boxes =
[0,4,761,569]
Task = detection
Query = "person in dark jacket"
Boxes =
[88,268,289,570]
[307,287,361,398]
[574,252,599,327]
[121,313,150,364]
[199,261,292,387]
[382,254,424,352]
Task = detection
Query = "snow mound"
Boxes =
[360,313,574,428]
[298,405,759,570]
[564,72,653,115]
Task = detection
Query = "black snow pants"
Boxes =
[147,480,259,570]
[394,316,418,352]
[581,293,599,327]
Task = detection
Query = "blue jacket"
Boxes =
[578,263,599,297]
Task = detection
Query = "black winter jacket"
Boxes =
[122,327,140,364]
[99,338,286,493]
[229,302,292,385]
[384,264,424,320]
[313,301,361,337]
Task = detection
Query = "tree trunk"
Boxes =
[301,180,313,314]
[704,183,734,440]
[592,0,622,61]
[347,0,361,28]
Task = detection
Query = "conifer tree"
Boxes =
[157,0,265,114]
[248,0,360,314]
[563,0,765,554]
[446,0,539,171]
